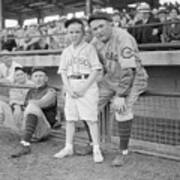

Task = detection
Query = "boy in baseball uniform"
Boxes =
[54,18,104,163]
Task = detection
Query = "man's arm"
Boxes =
[115,32,148,110]
[29,88,57,109]
[125,60,148,109]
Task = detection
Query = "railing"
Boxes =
[1,20,180,52]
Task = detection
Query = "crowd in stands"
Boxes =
[1,2,180,51]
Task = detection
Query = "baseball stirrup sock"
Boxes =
[118,120,133,151]
[23,114,38,142]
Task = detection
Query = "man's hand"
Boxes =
[112,96,127,113]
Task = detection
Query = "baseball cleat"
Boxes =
[93,148,104,163]
[54,147,73,158]
[111,154,128,167]
[11,145,31,158]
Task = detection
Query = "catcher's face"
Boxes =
[31,71,48,88]
[90,19,112,43]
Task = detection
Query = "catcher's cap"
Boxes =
[31,67,47,75]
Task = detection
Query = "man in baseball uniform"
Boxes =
[11,67,57,158]
[54,18,104,163]
[79,12,148,167]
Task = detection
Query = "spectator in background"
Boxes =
[158,7,169,42]
[22,25,41,50]
[112,10,122,27]
[9,67,34,131]
[130,3,161,44]
[164,8,180,42]
[1,31,17,51]
[121,9,131,28]
[0,50,22,83]
[14,27,26,51]
[152,8,159,19]
[178,6,180,19]
[0,53,22,132]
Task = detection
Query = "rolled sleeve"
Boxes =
[57,50,68,74]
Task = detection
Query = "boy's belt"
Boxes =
[68,74,89,79]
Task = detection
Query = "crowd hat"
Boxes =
[137,2,151,13]
[88,12,112,25]
[158,6,168,14]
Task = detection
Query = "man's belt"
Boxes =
[68,74,89,79]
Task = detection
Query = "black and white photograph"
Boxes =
[0,0,180,179]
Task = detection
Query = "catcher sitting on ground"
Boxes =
[11,67,58,158]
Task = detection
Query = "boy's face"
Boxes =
[67,23,84,46]
[31,71,48,88]
[14,70,26,84]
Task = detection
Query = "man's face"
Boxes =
[112,14,121,26]
[1,56,12,68]
[158,13,167,22]
[170,9,178,20]
[31,71,48,88]
[90,19,112,43]
[67,23,84,46]
[14,70,26,84]
[141,12,150,20]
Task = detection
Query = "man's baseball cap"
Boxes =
[31,67,47,75]
[65,18,84,28]
[88,12,112,24]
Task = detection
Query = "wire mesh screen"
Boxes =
[112,95,180,145]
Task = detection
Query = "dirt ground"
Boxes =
[0,128,180,180]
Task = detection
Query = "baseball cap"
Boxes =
[65,18,84,28]
[31,67,47,75]
[88,12,112,24]
[15,67,26,73]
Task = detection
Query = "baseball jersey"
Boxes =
[58,41,102,76]
[92,27,148,108]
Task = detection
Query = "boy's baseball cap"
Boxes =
[88,12,112,24]
[65,18,84,28]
